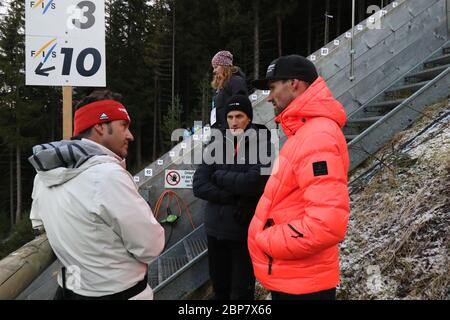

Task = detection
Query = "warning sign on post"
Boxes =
[164,170,195,189]
[25,0,105,87]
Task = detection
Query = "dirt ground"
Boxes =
[339,100,449,300]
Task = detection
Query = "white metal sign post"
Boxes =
[25,0,106,138]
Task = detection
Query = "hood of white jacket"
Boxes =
[29,139,126,188]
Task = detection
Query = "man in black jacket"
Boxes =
[193,95,273,300]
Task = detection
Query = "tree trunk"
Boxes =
[158,83,164,152]
[336,0,342,37]
[10,148,14,229]
[15,144,22,224]
[201,73,208,125]
[358,0,366,23]
[171,2,176,124]
[185,67,190,118]
[153,75,158,161]
[253,0,260,80]
[201,84,205,125]
[307,0,312,54]
[277,14,282,57]
[202,91,206,125]
[135,113,142,168]
[51,102,55,141]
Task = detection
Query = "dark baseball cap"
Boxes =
[252,55,318,90]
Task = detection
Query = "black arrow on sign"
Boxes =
[35,62,55,77]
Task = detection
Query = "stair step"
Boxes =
[424,53,450,67]
[347,116,383,124]
[385,80,429,96]
[405,64,450,82]
[185,237,208,257]
[148,263,159,288]
[183,240,194,261]
[443,46,450,54]
[365,99,404,112]
[158,256,189,283]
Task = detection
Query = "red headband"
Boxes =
[73,100,130,136]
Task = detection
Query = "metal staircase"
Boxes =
[346,41,450,170]
[149,225,208,300]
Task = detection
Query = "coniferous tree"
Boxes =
[0,0,59,226]
[162,94,183,148]
[107,0,154,170]
[144,0,173,159]
[0,0,27,224]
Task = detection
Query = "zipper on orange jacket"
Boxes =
[264,218,275,275]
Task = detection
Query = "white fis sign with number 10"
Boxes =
[25,0,105,87]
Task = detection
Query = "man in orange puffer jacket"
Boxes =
[249,55,350,300]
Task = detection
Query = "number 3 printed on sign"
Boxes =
[67,1,96,30]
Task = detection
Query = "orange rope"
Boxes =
[153,190,196,230]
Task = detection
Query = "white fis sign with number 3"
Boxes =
[25,0,106,87]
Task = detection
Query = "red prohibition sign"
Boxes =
[166,171,181,186]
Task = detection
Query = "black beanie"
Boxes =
[225,95,253,120]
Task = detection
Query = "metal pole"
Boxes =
[324,13,333,46]
[350,0,356,81]
[324,0,331,45]
[171,1,175,121]
[447,0,450,36]
[9,149,14,228]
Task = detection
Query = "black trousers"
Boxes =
[207,235,255,300]
[271,288,336,300]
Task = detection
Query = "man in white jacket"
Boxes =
[28,90,165,300]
